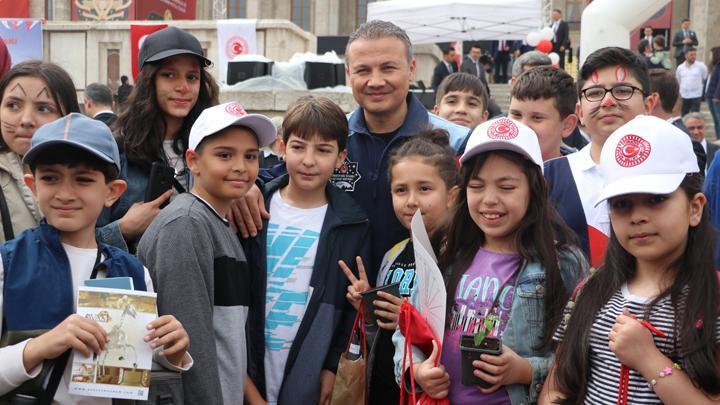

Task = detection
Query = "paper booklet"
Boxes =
[68,286,157,401]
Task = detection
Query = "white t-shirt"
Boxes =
[676,61,708,99]
[0,244,189,404]
[264,191,327,404]
[566,144,611,237]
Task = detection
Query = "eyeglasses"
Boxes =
[580,85,645,102]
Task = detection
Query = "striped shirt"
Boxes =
[555,284,720,404]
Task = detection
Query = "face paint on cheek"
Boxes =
[591,71,599,84]
[615,66,627,82]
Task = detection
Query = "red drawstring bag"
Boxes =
[398,300,450,405]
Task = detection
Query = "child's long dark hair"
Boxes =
[553,173,720,404]
[115,59,219,172]
[439,150,574,349]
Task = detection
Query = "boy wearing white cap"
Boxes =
[138,102,276,405]
[543,115,720,405]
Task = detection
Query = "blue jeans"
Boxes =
[710,98,720,139]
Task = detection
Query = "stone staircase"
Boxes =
[487,83,717,141]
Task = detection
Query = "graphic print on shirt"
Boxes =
[382,244,416,297]
[330,157,362,192]
[265,223,320,352]
[448,273,516,337]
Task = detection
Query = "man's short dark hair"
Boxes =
[682,18,690,23]
[347,20,412,63]
[686,47,697,53]
[435,72,488,108]
[120,75,128,84]
[282,95,349,151]
[85,83,113,106]
[553,9,562,14]
[648,68,679,113]
[577,47,649,99]
[443,46,455,56]
[512,66,577,118]
[470,43,482,50]
[28,144,119,182]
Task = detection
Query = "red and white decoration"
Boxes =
[217,19,257,83]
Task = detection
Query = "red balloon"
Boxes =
[536,39,553,53]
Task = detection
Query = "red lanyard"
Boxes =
[617,320,666,405]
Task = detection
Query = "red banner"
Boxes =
[0,0,29,18]
[130,24,167,79]
[134,0,196,20]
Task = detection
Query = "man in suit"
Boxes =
[684,112,718,167]
[672,18,699,66]
[551,9,569,69]
[432,46,458,90]
[460,43,490,94]
[116,75,133,108]
[493,39,512,83]
[83,83,117,128]
[642,26,654,46]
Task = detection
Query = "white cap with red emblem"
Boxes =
[460,117,544,172]
[595,115,699,206]
[189,101,277,150]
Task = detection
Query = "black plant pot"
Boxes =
[459,335,499,388]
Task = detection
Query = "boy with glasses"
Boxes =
[544,47,655,267]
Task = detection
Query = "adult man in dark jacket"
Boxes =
[672,18,699,65]
[551,9,569,69]
[432,46,458,90]
[83,83,117,127]
[460,43,490,94]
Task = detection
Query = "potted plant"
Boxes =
[460,317,502,387]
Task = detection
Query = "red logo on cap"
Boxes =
[487,118,519,140]
[615,134,651,167]
[225,102,247,117]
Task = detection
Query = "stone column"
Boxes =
[52,0,71,20]
[29,0,45,19]
[690,0,720,64]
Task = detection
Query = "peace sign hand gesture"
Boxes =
[339,256,371,311]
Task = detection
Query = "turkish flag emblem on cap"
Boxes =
[225,102,247,117]
[487,118,519,140]
[615,134,651,167]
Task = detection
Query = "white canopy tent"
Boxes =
[366,0,543,44]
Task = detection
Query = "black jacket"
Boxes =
[244,174,371,404]
[432,60,459,90]
[552,20,569,51]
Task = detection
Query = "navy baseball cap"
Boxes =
[23,113,121,172]
[138,26,212,70]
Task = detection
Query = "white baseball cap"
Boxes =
[595,115,699,206]
[460,117,544,172]
[189,102,276,150]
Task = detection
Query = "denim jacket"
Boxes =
[393,246,588,405]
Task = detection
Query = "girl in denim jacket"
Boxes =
[396,118,586,404]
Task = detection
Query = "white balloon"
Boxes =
[548,52,560,65]
[540,27,554,41]
[526,31,541,47]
